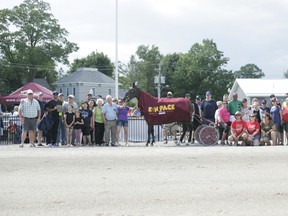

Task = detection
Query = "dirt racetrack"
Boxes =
[1,143,288,216]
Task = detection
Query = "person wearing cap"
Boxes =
[18,89,41,148]
[200,91,218,125]
[270,97,282,145]
[260,112,277,146]
[63,95,78,113]
[56,93,66,146]
[228,93,242,122]
[246,113,261,146]
[36,92,47,146]
[45,91,62,147]
[179,94,194,145]
[163,92,179,145]
[228,111,248,146]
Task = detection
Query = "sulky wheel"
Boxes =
[194,125,206,144]
[198,125,219,146]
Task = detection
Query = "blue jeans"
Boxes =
[56,117,66,144]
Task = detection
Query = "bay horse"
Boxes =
[123,83,192,145]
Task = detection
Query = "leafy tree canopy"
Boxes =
[234,63,265,78]
[0,0,78,94]
[69,51,114,77]
[171,39,234,99]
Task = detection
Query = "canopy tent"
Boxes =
[0,82,53,104]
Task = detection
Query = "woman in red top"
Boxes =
[282,99,288,144]
[228,111,248,146]
[246,113,261,146]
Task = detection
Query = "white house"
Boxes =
[229,79,288,105]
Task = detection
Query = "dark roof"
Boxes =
[53,67,115,85]
[33,78,52,90]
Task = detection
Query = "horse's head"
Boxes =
[123,82,141,102]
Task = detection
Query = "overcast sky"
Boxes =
[2,0,288,78]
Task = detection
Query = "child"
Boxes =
[7,120,17,144]
[74,110,84,146]
[64,105,75,147]
[81,102,93,146]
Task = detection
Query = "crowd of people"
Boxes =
[9,90,136,148]
[162,91,288,146]
[2,88,288,147]
[202,91,287,146]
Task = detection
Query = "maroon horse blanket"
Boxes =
[138,91,191,125]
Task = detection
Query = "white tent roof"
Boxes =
[229,79,288,97]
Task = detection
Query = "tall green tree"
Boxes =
[234,63,265,78]
[171,39,234,100]
[69,51,114,77]
[0,0,78,94]
[125,45,162,95]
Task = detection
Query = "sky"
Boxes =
[1,0,288,78]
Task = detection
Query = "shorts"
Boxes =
[164,122,178,132]
[248,134,260,141]
[82,125,90,136]
[117,120,128,127]
[23,118,37,131]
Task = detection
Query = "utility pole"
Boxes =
[154,63,165,99]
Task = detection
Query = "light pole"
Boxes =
[115,0,119,98]
[154,63,165,98]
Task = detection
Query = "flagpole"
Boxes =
[115,0,119,99]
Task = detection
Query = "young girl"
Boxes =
[64,105,75,147]
[74,110,84,146]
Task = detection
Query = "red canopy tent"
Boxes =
[0,82,53,104]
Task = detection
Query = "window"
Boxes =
[73,88,76,96]
[59,88,62,93]
[66,88,69,97]
[92,88,96,96]
[108,88,112,95]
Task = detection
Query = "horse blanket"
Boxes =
[138,91,191,125]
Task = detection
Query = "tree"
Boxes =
[234,64,265,78]
[124,45,162,95]
[171,39,234,100]
[69,51,114,77]
[0,0,78,93]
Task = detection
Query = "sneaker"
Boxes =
[174,139,179,145]
[37,143,44,147]
[163,139,168,144]
[125,142,129,147]
[47,144,53,147]
[19,144,24,148]
[30,144,35,147]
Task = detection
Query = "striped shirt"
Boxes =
[19,98,40,118]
